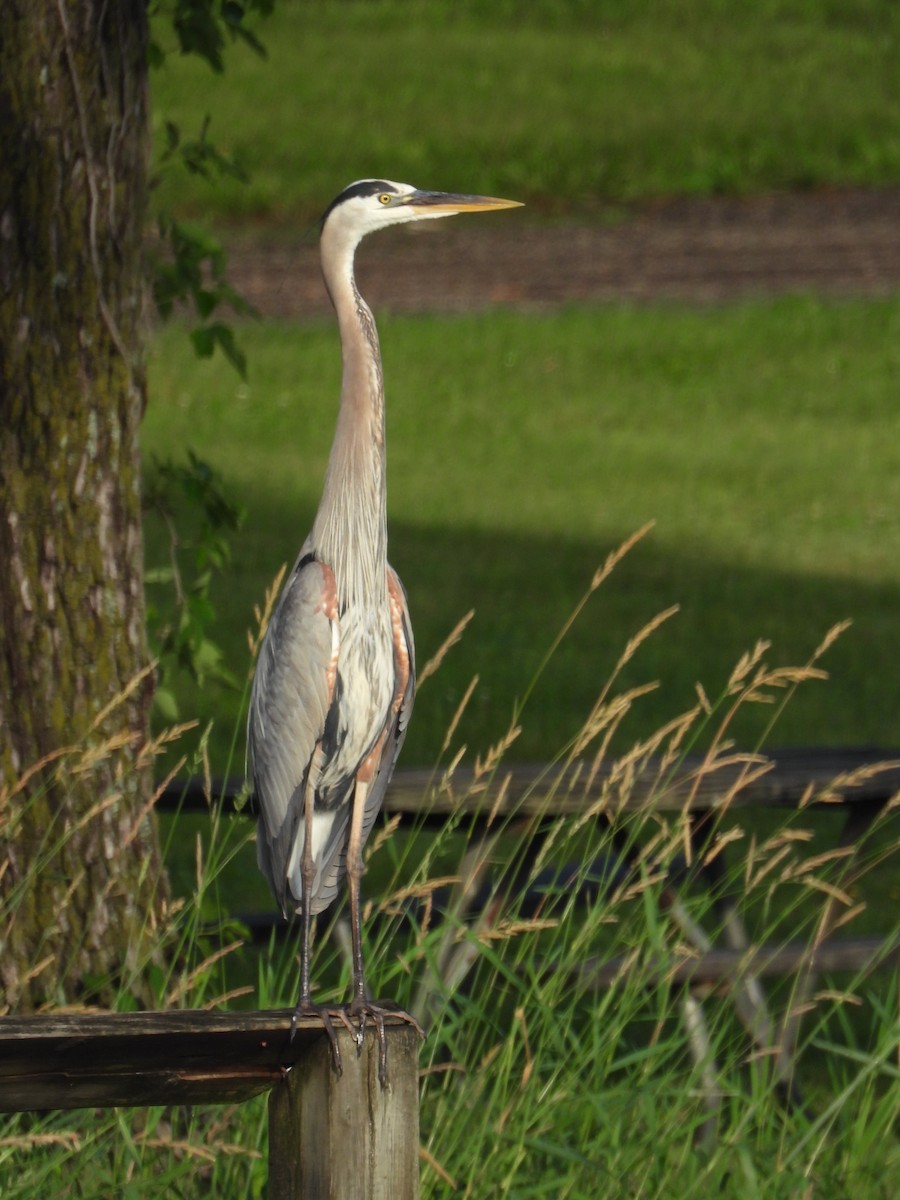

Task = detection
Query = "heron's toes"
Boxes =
[364,999,425,1040]
[346,999,425,1085]
[290,1000,352,1076]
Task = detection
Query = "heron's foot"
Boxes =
[290,1000,357,1077]
[346,998,426,1086]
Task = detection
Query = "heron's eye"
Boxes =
[378,193,393,206]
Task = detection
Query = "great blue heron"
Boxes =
[248,179,521,1079]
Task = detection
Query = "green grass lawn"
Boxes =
[144,0,900,772]
[144,296,900,776]
[149,0,900,223]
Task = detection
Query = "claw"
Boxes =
[291,1001,348,1076]
[347,1000,424,1086]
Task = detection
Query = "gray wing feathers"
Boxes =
[248,553,338,910]
[249,555,414,919]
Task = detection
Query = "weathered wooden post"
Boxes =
[0,1010,421,1199]
[268,1022,420,1200]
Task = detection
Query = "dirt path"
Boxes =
[225,187,900,318]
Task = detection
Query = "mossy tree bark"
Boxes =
[0,2,167,1009]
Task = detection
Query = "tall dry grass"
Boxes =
[1,533,898,1197]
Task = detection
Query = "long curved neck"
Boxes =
[312,223,388,608]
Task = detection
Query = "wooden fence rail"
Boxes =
[159,745,900,820]
[579,932,900,990]
[158,746,900,961]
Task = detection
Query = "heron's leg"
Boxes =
[345,777,424,1086]
[346,778,370,1009]
[290,765,353,1074]
[298,777,317,1009]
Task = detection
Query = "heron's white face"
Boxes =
[321,179,521,246]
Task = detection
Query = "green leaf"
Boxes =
[229,16,269,60]
[187,593,216,626]
[195,287,219,319]
[144,448,245,704]
[190,326,216,358]
[174,3,226,73]
[147,38,166,70]
[194,637,223,673]
[144,566,176,586]
[210,323,248,378]
[153,687,180,722]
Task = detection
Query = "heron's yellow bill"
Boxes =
[404,191,523,215]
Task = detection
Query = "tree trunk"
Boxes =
[0,1,166,1010]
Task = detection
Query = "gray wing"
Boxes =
[248,543,341,916]
[315,564,416,908]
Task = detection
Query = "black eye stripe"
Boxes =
[320,180,396,225]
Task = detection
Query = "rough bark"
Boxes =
[0,1,165,1009]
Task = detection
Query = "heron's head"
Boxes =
[320,179,522,246]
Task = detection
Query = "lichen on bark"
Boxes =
[0,0,167,1010]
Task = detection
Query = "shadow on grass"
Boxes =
[391,520,899,763]
[150,511,900,779]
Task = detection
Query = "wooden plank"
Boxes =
[0,1009,413,1113]
[160,747,900,821]
[384,748,900,820]
[580,934,900,989]
[268,1024,420,1200]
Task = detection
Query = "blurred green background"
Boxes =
[150,0,900,222]
[144,0,900,776]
